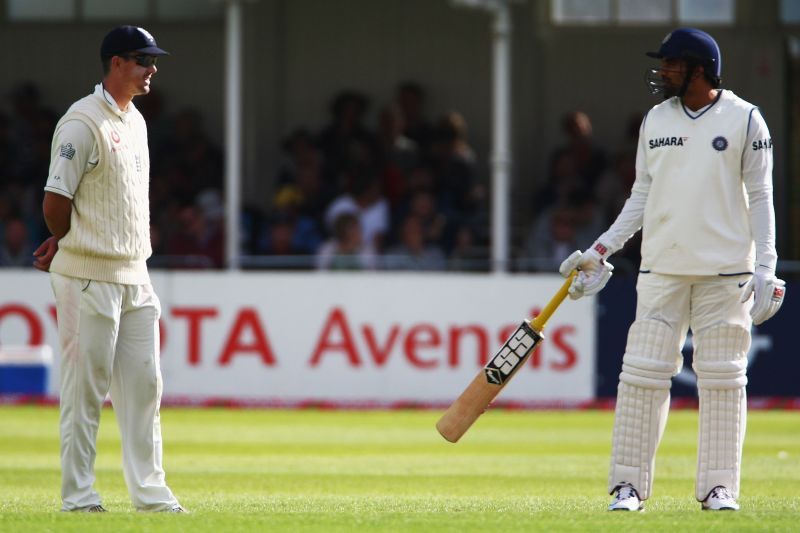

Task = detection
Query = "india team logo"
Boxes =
[712,136,728,151]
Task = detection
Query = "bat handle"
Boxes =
[530,271,576,331]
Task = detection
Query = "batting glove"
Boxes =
[559,242,614,300]
[741,265,786,325]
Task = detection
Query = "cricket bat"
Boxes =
[435,272,576,442]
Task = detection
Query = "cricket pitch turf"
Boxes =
[0,406,797,531]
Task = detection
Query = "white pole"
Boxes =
[224,0,243,269]
[490,1,512,272]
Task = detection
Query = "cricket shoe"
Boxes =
[83,505,107,512]
[701,486,739,511]
[167,505,188,513]
[608,483,643,511]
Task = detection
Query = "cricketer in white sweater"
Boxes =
[45,83,152,284]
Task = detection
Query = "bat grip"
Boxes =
[530,271,576,332]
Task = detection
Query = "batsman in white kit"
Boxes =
[559,27,785,511]
[33,26,184,513]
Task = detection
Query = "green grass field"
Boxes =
[0,406,797,532]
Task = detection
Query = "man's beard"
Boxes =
[661,82,680,100]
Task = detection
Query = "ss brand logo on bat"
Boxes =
[484,321,542,385]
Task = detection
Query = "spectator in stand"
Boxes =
[534,110,608,211]
[448,224,486,272]
[316,90,376,192]
[567,189,606,252]
[165,204,224,268]
[429,111,486,247]
[522,205,581,272]
[375,104,419,209]
[154,107,223,202]
[395,81,435,159]
[523,188,604,271]
[256,211,318,269]
[277,129,321,185]
[324,168,390,252]
[272,128,335,234]
[315,212,378,271]
[398,189,447,248]
[255,188,323,261]
[0,216,32,267]
[544,150,585,209]
[383,214,446,271]
[261,212,300,255]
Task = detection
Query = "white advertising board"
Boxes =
[0,271,596,405]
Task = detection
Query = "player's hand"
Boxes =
[559,243,614,300]
[741,265,785,325]
[32,236,59,273]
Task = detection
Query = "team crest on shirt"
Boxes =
[110,131,121,143]
[712,136,728,151]
[59,143,76,160]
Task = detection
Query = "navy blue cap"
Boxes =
[646,27,721,78]
[100,25,169,58]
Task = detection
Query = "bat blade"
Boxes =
[435,273,575,443]
[436,321,543,442]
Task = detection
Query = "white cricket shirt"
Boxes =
[598,90,776,275]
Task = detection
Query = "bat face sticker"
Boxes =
[483,321,542,385]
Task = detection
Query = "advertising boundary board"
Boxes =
[597,276,799,398]
[2,271,795,406]
[0,271,595,406]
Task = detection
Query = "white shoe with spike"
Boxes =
[702,486,739,511]
[608,482,643,511]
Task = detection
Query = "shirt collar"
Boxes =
[94,83,129,118]
[682,89,724,120]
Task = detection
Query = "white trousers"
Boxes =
[51,273,179,511]
[608,272,751,500]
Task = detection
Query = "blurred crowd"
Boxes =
[0,80,641,273]
[241,83,490,272]
[521,110,644,276]
[0,84,54,268]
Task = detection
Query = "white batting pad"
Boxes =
[693,324,750,500]
[609,319,681,499]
